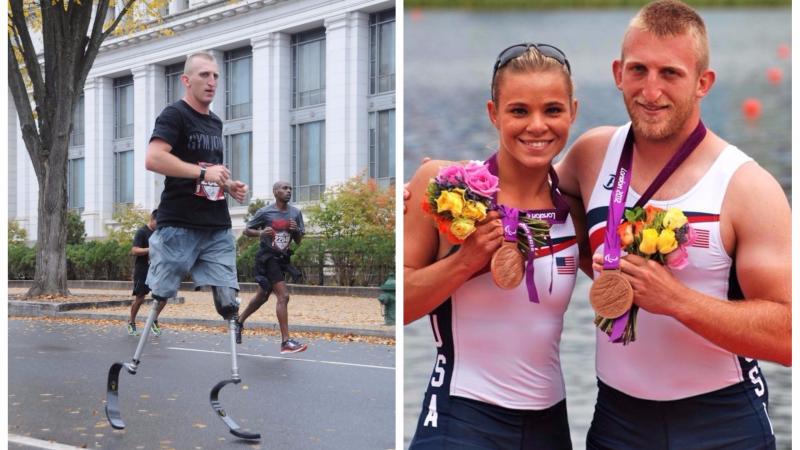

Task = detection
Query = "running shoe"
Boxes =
[234,320,243,344]
[150,321,161,337]
[127,322,139,336]
[280,339,308,354]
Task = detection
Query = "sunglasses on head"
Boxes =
[492,43,572,81]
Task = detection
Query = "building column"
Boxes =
[132,64,163,210]
[324,11,370,187]
[14,111,39,240]
[251,32,291,203]
[83,76,115,238]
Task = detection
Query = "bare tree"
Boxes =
[8,0,142,296]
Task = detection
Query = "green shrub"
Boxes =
[8,243,36,280]
[304,175,395,286]
[236,240,260,282]
[67,240,133,280]
[66,210,87,245]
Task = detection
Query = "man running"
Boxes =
[128,209,163,336]
[235,181,307,354]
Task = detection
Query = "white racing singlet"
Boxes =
[586,122,756,401]
[423,213,578,414]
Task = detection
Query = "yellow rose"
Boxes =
[638,228,659,255]
[662,208,688,230]
[450,217,476,240]
[656,229,678,254]
[461,200,487,221]
[436,190,464,217]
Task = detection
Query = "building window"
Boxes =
[292,29,326,109]
[70,94,85,146]
[369,109,395,187]
[165,62,184,105]
[225,47,252,120]
[370,10,395,95]
[114,75,134,139]
[225,132,252,206]
[115,150,134,204]
[67,157,85,210]
[292,121,325,202]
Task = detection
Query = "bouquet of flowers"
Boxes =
[421,161,500,244]
[595,204,696,343]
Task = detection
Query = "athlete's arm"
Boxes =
[562,193,592,278]
[145,138,230,185]
[618,162,791,366]
[404,160,504,324]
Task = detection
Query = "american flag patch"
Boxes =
[556,256,577,275]
[691,229,710,248]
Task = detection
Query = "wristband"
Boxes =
[199,166,206,181]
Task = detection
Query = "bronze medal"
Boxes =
[589,270,634,319]
[490,241,525,289]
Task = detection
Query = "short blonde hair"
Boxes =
[491,47,573,104]
[625,0,709,72]
[183,52,217,75]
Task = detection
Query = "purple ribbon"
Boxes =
[519,222,539,303]
[602,121,707,342]
[485,153,570,303]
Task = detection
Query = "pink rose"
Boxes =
[436,165,466,185]
[463,162,500,198]
[665,245,689,270]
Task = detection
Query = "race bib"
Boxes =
[273,231,291,251]
[194,162,226,201]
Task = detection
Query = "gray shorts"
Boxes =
[146,227,239,298]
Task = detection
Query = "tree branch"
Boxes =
[8,38,43,179]
[8,0,45,106]
[101,0,138,41]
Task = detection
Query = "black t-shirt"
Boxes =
[132,225,154,276]
[150,100,231,230]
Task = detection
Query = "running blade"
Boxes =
[105,362,126,429]
[210,379,261,440]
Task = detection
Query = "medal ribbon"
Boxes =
[486,153,570,303]
[602,120,707,341]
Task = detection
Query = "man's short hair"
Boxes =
[151,209,158,219]
[183,52,217,76]
[626,0,709,73]
[273,181,291,191]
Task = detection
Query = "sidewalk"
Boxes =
[8,287,395,339]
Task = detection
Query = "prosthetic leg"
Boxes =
[105,297,165,429]
[209,286,261,440]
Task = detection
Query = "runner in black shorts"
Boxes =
[128,209,164,336]
[235,181,307,354]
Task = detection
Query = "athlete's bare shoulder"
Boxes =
[558,126,617,200]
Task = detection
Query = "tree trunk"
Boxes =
[26,146,70,297]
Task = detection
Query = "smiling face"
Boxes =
[487,69,577,169]
[182,55,219,108]
[614,28,713,142]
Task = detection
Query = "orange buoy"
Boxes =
[778,44,790,60]
[741,98,762,121]
[767,67,783,85]
[410,8,424,21]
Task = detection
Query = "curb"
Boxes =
[8,297,185,316]
[8,280,383,298]
[8,300,395,338]
[41,311,396,338]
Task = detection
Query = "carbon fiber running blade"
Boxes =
[105,362,126,429]
[210,379,261,440]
